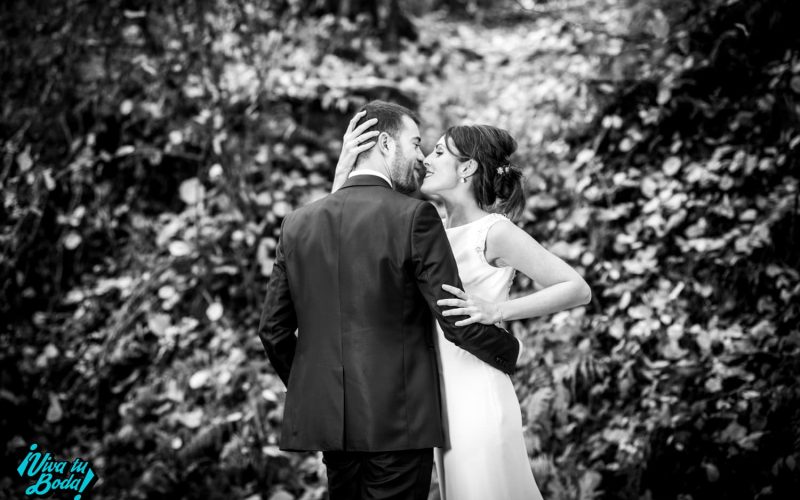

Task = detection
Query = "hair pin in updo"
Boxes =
[496,165,511,176]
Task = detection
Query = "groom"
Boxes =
[258,101,521,499]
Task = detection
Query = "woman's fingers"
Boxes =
[347,132,379,151]
[355,141,375,153]
[351,117,378,137]
[442,307,473,317]
[437,298,465,307]
[345,110,367,135]
[454,317,479,327]
[441,284,467,298]
[355,130,380,143]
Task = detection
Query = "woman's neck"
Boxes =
[442,195,486,228]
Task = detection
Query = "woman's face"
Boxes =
[421,136,464,196]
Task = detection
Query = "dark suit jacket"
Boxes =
[258,174,520,452]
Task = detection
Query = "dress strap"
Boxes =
[475,213,509,265]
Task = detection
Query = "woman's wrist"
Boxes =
[331,167,350,192]
[494,303,505,324]
[334,165,348,180]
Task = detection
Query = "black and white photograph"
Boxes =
[1,0,799,499]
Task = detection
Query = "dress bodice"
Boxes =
[444,213,515,305]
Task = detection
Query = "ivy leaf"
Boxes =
[169,130,184,145]
[704,462,720,482]
[575,149,595,166]
[46,393,63,423]
[115,145,136,156]
[662,156,682,176]
[157,216,184,247]
[648,9,670,39]
[206,302,223,321]
[179,177,205,205]
[63,231,82,250]
[168,240,192,257]
[158,285,177,300]
[17,147,33,172]
[175,408,203,429]
[628,305,653,319]
[705,377,722,393]
[268,490,295,500]
[578,469,603,500]
[147,313,171,336]
[209,163,223,181]
[43,168,56,190]
[657,85,671,105]
[719,421,747,443]
[272,200,292,217]
[120,99,134,115]
[262,389,278,403]
[257,238,275,276]
[791,75,800,94]
[189,370,211,389]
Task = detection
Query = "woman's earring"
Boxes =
[459,177,467,183]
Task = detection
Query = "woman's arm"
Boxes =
[488,220,591,321]
[439,219,591,326]
[331,111,379,193]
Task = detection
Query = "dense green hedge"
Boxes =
[1,0,798,499]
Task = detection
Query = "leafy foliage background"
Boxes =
[1,0,799,499]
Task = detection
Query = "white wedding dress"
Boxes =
[434,213,544,500]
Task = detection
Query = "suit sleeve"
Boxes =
[257,220,297,387]
[411,202,520,374]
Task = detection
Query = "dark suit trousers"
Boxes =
[322,449,433,500]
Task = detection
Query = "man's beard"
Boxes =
[390,153,420,195]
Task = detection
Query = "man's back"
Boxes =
[276,175,444,451]
[259,175,520,452]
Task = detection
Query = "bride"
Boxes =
[333,114,591,499]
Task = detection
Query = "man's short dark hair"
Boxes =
[353,100,419,167]
[356,100,420,138]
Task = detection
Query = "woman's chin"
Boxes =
[420,181,439,196]
[423,185,453,199]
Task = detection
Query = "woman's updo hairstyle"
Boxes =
[444,124,525,221]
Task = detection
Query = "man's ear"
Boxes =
[377,132,394,155]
